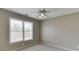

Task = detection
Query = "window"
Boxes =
[10,18,33,43]
[10,19,23,43]
[24,21,33,41]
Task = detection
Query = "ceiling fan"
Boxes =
[24,9,51,19]
[37,9,50,18]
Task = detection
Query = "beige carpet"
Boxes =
[21,44,66,51]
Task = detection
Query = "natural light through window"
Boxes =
[10,18,33,43]
[24,21,33,41]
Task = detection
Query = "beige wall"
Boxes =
[0,9,40,51]
[41,12,79,50]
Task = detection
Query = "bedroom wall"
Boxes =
[0,9,40,51]
[41,12,79,50]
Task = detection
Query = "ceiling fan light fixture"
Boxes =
[38,12,47,19]
[37,9,49,19]
[39,13,45,17]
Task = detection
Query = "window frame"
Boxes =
[9,18,34,44]
[24,21,33,41]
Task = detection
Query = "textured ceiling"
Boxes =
[4,8,79,20]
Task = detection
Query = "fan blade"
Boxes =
[27,11,51,14]
[27,11,40,13]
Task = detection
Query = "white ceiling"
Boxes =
[4,8,79,20]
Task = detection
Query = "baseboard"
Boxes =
[10,42,39,51]
[42,40,76,51]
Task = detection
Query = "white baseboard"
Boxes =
[42,40,76,51]
[10,42,39,51]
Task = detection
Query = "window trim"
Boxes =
[24,21,33,41]
[9,18,34,44]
